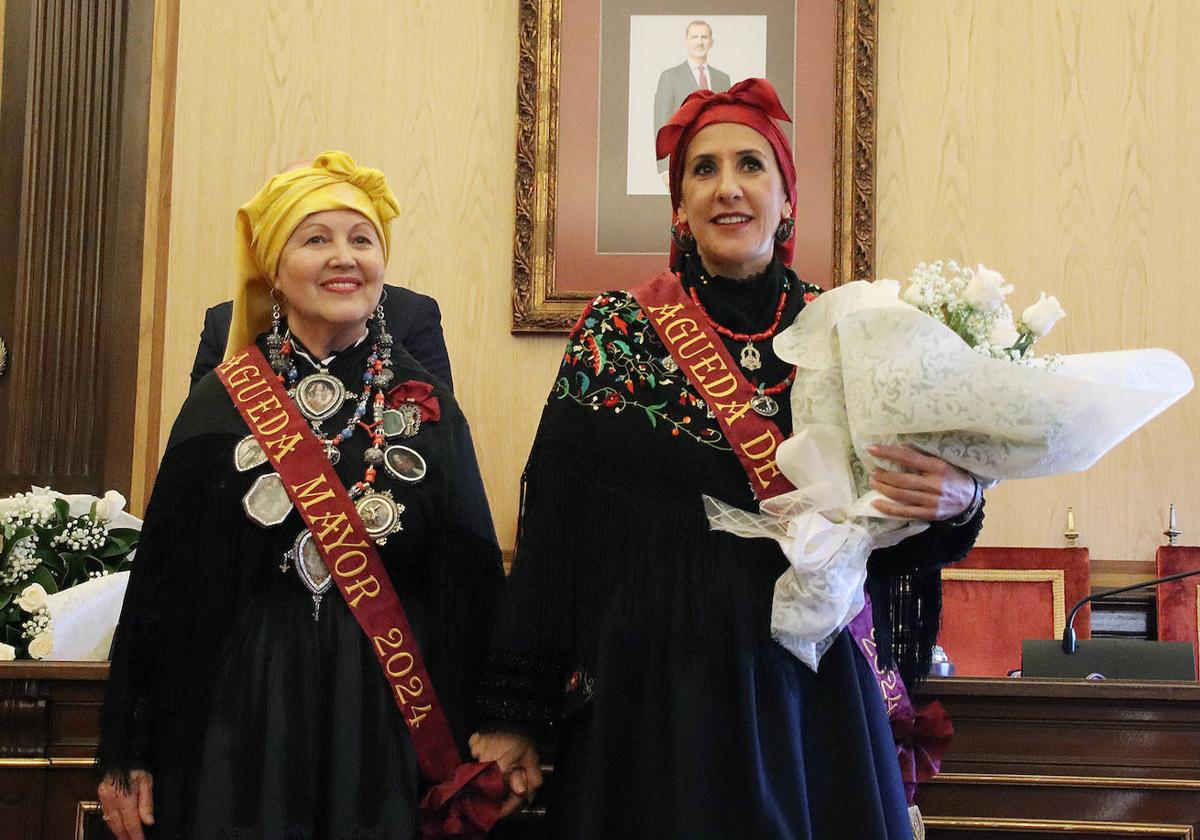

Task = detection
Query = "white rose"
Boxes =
[987,318,1020,350]
[94,490,127,522]
[902,282,925,308]
[1020,292,1066,338]
[0,643,15,661]
[27,631,53,660]
[962,264,1013,309]
[15,583,48,613]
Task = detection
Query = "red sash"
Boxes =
[216,345,502,839]
[632,272,950,804]
[631,270,796,501]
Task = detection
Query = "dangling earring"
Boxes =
[671,221,695,251]
[267,285,287,374]
[774,217,795,245]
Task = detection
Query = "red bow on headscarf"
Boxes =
[387,380,442,422]
[655,78,792,161]
[654,78,799,268]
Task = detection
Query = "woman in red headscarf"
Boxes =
[472,80,983,838]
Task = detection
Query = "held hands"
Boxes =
[469,731,543,819]
[97,770,154,840]
[866,444,976,522]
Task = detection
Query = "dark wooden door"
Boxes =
[0,0,155,500]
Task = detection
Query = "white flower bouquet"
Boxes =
[0,487,140,660]
[705,263,1193,671]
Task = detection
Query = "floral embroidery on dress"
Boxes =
[554,292,730,450]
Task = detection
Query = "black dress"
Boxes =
[479,258,981,839]
[98,328,503,840]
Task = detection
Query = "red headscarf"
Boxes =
[655,78,798,268]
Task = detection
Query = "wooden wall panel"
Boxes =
[876,0,1200,563]
[0,0,150,499]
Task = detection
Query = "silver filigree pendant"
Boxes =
[293,373,348,422]
[750,392,779,417]
[355,490,405,545]
[739,343,763,372]
[289,530,332,622]
[383,445,427,483]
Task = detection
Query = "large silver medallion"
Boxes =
[739,343,763,372]
[289,529,332,621]
[383,445,427,484]
[293,373,347,422]
[243,472,293,526]
[355,490,405,545]
[234,435,268,472]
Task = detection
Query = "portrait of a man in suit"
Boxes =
[653,20,732,181]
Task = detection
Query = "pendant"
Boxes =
[355,490,405,545]
[243,472,293,527]
[750,392,780,417]
[383,445,427,484]
[395,403,422,438]
[381,408,409,438]
[289,529,332,622]
[739,343,763,372]
[293,373,348,422]
[661,356,679,373]
[323,442,341,465]
[233,435,269,472]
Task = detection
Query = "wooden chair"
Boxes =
[937,547,1091,677]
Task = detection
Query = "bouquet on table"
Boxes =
[705,260,1193,671]
[0,487,141,660]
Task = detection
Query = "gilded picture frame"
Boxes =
[511,0,878,332]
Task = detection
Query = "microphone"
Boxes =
[1062,567,1200,654]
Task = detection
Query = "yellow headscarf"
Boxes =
[225,150,401,359]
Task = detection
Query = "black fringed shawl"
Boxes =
[97,329,502,838]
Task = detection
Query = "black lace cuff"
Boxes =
[475,651,562,739]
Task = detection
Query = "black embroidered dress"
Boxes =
[98,328,502,840]
[479,258,981,839]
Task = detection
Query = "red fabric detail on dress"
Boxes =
[387,380,442,421]
[418,761,505,839]
[891,700,954,806]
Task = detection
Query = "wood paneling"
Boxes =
[876,1,1200,564]
[916,677,1200,837]
[0,0,153,500]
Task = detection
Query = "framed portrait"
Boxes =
[511,0,877,332]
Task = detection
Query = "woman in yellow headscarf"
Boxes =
[96,153,503,839]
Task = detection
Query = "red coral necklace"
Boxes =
[686,281,797,416]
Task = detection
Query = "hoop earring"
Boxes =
[774,217,795,245]
[671,222,695,251]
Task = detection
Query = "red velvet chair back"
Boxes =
[938,547,1091,677]
[1155,545,1200,678]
